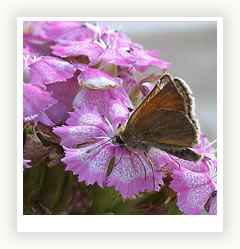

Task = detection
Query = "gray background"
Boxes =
[101,22,217,141]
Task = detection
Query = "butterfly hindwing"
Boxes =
[130,109,199,148]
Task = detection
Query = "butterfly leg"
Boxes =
[126,147,147,181]
[144,152,155,191]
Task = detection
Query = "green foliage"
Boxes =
[23,161,182,215]
[23,162,74,214]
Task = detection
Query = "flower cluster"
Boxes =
[23,21,217,215]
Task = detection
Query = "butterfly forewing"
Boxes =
[127,74,187,126]
[123,74,200,151]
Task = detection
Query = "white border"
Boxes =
[17,17,223,232]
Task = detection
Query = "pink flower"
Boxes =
[23,83,57,125]
[53,104,164,199]
[29,56,76,84]
[48,22,170,73]
[42,21,95,41]
[72,77,133,122]
[23,50,80,124]
[169,134,217,214]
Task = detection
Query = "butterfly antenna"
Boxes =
[168,154,181,170]
[127,147,147,181]
[86,138,112,153]
[144,152,155,191]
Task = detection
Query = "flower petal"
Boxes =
[107,147,163,199]
[117,66,136,95]
[23,34,55,56]
[32,111,55,126]
[53,105,111,147]
[45,77,79,123]
[72,87,133,121]
[209,195,217,215]
[78,67,122,89]
[131,48,171,72]
[23,159,31,169]
[100,48,135,67]
[42,21,94,41]
[23,83,57,123]
[106,99,129,127]
[170,167,215,215]
[62,142,115,187]
[53,125,107,148]
[65,104,109,130]
[51,40,104,64]
[29,56,75,84]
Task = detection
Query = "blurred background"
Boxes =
[101,21,217,142]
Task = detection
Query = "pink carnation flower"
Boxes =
[48,22,170,73]
[23,49,80,125]
[53,104,164,199]
[169,134,217,215]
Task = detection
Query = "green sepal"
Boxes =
[106,156,115,177]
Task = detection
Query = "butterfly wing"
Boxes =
[123,74,200,149]
[128,74,187,126]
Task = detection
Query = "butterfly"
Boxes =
[115,73,202,162]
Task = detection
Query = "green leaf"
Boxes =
[23,161,46,213]
[166,198,183,215]
[23,161,74,214]
[38,163,73,213]
[52,171,74,214]
[112,198,145,215]
[80,183,122,214]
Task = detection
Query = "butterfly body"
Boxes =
[116,74,202,162]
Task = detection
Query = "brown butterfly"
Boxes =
[115,73,202,162]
